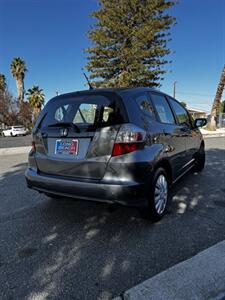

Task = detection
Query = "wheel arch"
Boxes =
[153,159,173,185]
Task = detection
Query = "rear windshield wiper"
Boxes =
[48,122,80,133]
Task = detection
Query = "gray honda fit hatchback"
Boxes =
[25,87,207,221]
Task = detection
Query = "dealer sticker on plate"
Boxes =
[55,139,78,155]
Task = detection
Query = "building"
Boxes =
[187,107,208,119]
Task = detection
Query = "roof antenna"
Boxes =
[83,73,93,90]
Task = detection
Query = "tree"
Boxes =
[0,73,20,126]
[180,101,187,108]
[0,89,18,126]
[18,101,33,128]
[0,73,7,93]
[221,100,225,113]
[26,85,45,121]
[86,0,176,88]
[0,74,7,122]
[10,57,27,104]
[206,65,225,130]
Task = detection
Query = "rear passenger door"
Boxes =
[149,92,187,179]
[168,97,196,166]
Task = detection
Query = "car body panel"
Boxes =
[25,167,149,207]
[33,125,120,180]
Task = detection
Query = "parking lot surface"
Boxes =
[0,138,224,300]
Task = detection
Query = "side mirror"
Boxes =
[194,118,207,128]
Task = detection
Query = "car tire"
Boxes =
[140,167,170,222]
[194,144,205,172]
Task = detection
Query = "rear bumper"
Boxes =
[25,168,148,207]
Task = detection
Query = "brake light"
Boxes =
[112,143,140,156]
[112,124,146,157]
[31,141,36,152]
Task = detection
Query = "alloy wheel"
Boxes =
[154,174,168,215]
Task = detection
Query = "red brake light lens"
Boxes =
[112,143,140,156]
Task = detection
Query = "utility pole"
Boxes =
[173,81,177,98]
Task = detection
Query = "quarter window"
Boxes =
[150,93,175,124]
[55,105,68,122]
[168,98,191,127]
[135,94,155,118]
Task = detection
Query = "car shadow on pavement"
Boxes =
[0,148,225,300]
[170,147,225,216]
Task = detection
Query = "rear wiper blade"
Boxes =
[48,122,80,133]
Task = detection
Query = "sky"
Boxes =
[0,0,224,112]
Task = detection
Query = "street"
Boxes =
[0,137,225,300]
[0,135,32,149]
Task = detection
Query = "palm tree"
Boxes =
[10,57,27,104]
[207,65,225,130]
[0,73,7,94]
[26,85,45,121]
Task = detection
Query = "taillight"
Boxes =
[112,124,146,157]
[31,141,36,152]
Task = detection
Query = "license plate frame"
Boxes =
[55,139,79,155]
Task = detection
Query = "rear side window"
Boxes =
[168,98,191,127]
[41,94,127,130]
[55,105,69,122]
[150,93,175,124]
[135,94,155,118]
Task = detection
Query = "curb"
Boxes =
[0,146,30,156]
[114,240,225,300]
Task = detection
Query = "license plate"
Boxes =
[55,139,78,155]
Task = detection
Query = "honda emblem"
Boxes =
[60,128,68,137]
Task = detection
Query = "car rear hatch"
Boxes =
[33,92,128,180]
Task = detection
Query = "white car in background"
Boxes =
[2,126,27,137]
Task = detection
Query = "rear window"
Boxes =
[40,94,127,130]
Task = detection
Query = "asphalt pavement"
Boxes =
[0,134,32,148]
[0,137,225,300]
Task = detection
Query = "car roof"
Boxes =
[49,87,158,102]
